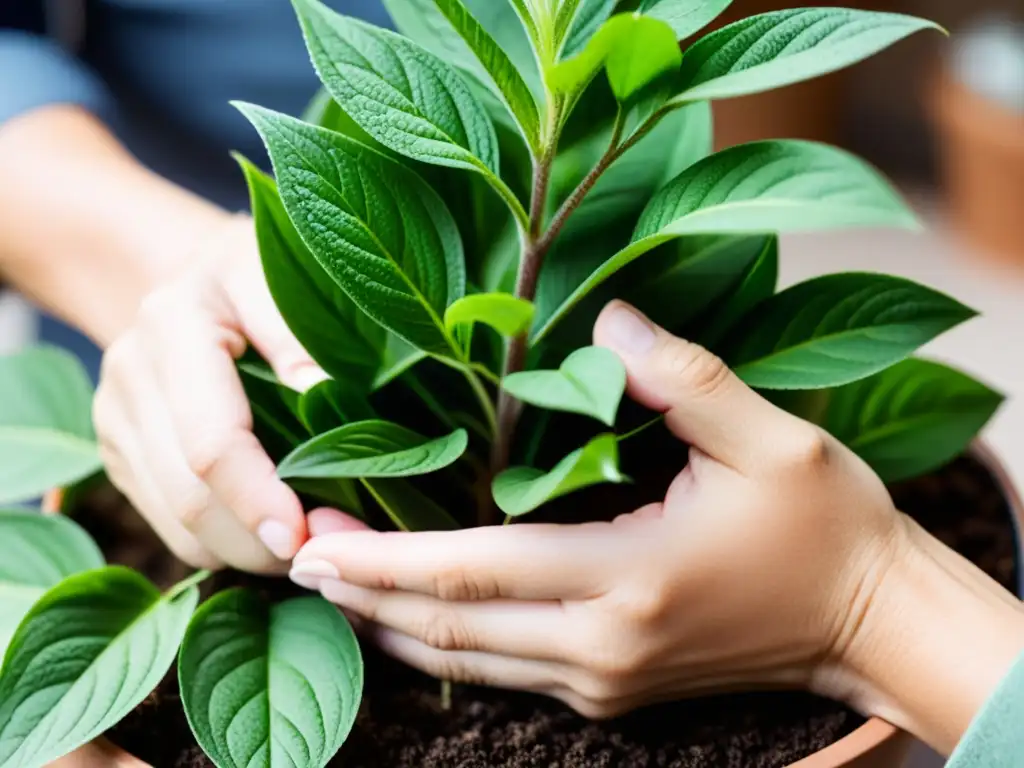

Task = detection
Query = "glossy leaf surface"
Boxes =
[727,274,976,389]
[493,434,626,516]
[278,421,468,480]
[822,359,1003,482]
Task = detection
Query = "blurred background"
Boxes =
[0,3,1021,764]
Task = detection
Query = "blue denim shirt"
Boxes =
[0,0,392,373]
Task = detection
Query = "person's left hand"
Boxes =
[290,300,908,720]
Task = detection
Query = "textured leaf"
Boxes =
[179,590,362,768]
[238,105,465,356]
[538,140,916,340]
[503,347,626,426]
[362,478,460,531]
[237,156,385,387]
[726,274,976,390]
[294,0,500,175]
[0,511,103,655]
[381,0,542,98]
[549,14,682,102]
[562,0,617,57]
[278,421,468,480]
[493,434,626,516]
[0,347,101,505]
[698,236,779,348]
[427,0,541,152]
[670,9,942,105]
[822,359,1003,483]
[640,0,733,39]
[445,294,535,337]
[0,567,200,768]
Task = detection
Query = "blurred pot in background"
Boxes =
[930,16,1024,265]
[706,0,871,149]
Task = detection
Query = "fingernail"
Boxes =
[287,364,330,394]
[289,559,340,591]
[605,302,656,355]
[257,520,296,560]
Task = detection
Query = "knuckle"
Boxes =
[175,484,214,530]
[432,567,491,602]
[778,425,832,473]
[421,610,472,652]
[563,692,621,720]
[183,435,232,481]
[661,341,731,399]
[578,628,647,682]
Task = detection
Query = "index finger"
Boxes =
[292,523,628,601]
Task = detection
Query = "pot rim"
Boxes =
[41,440,1024,768]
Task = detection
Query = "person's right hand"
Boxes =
[93,213,327,573]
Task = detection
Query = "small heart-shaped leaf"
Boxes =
[493,434,627,517]
[277,421,468,480]
[503,347,626,426]
[445,293,535,338]
[179,590,363,768]
[0,567,201,768]
[0,510,104,655]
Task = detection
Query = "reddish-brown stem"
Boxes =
[484,108,668,522]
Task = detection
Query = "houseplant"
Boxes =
[0,0,1016,766]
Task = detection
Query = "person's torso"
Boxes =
[79,0,393,207]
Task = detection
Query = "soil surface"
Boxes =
[100,457,1018,768]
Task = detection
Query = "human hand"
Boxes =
[94,213,327,572]
[288,300,906,714]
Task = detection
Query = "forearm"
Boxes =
[0,105,230,347]
[842,515,1024,756]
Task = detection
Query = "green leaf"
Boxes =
[238,105,465,356]
[561,0,617,57]
[620,235,776,336]
[726,274,977,390]
[0,347,101,505]
[549,14,682,102]
[493,434,627,516]
[639,0,733,39]
[238,361,307,463]
[538,140,916,341]
[299,380,376,434]
[0,510,103,655]
[426,0,542,153]
[821,359,1003,483]
[669,9,942,105]
[362,478,460,531]
[698,236,779,348]
[278,421,468,480]
[179,590,362,768]
[445,294,535,338]
[503,347,626,426]
[381,0,542,99]
[294,0,500,176]
[0,567,200,768]
[236,155,386,387]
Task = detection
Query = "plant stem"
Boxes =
[461,367,498,437]
[470,363,501,386]
[440,680,453,711]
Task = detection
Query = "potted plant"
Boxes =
[0,1,1019,767]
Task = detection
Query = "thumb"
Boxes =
[594,301,796,471]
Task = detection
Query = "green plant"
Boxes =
[0,1,1004,767]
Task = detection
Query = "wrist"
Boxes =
[824,515,1024,755]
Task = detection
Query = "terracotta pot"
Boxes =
[930,70,1024,266]
[43,441,1024,768]
[703,0,872,150]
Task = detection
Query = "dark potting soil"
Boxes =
[99,456,1018,768]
